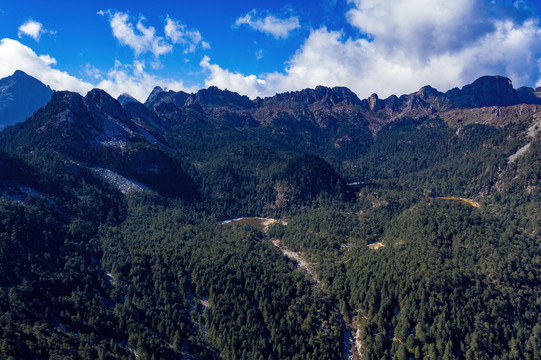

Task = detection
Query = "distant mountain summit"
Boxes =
[2,72,540,175]
[0,70,54,129]
[117,93,140,105]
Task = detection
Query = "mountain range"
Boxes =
[0,70,540,360]
[2,70,540,197]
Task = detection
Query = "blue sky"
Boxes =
[1,0,541,102]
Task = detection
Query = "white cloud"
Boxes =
[203,1,541,100]
[202,18,541,100]
[164,16,209,54]
[0,38,92,93]
[99,10,172,58]
[0,38,195,103]
[235,10,300,39]
[18,20,56,42]
[96,60,197,102]
[201,56,269,97]
[83,63,103,80]
[348,0,475,54]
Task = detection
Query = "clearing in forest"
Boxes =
[221,217,286,233]
[367,242,385,250]
[435,196,480,208]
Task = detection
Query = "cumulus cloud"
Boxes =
[201,55,269,97]
[204,0,541,99]
[0,38,92,93]
[346,0,492,59]
[0,38,195,103]
[99,10,172,57]
[164,16,210,54]
[96,60,196,102]
[235,10,300,39]
[18,20,56,42]
[83,63,103,80]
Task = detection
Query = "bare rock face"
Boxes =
[144,86,165,107]
[368,93,380,111]
[450,76,520,108]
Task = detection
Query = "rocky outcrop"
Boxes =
[449,76,521,107]
[354,75,541,131]
[144,87,191,112]
[140,75,541,136]
[137,75,541,147]
[256,86,362,107]
[192,86,252,109]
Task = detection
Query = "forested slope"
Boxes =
[0,77,540,359]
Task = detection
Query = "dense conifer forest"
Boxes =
[0,79,540,359]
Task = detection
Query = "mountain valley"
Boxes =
[0,71,540,360]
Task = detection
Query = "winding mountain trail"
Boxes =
[271,239,320,284]
[342,316,363,360]
[270,239,362,359]
[222,216,362,360]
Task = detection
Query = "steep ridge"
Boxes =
[1,74,539,203]
[144,75,541,137]
[0,89,196,200]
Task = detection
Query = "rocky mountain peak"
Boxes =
[0,70,54,129]
[145,86,165,106]
[84,89,126,121]
[331,87,362,105]
[11,69,26,77]
[417,85,442,99]
[451,75,520,107]
[149,86,164,96]
[86,88,119,105]
[117,93,139,105]
[516,86,541,105]
[51,91,87,112]
[144,88,191,112]
[194,86,252,108]
[259,86,362,108]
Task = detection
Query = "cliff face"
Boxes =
[449,76,521,107]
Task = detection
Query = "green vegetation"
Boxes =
[0,95,540,360]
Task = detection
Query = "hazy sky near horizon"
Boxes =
[1,0,541,101]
